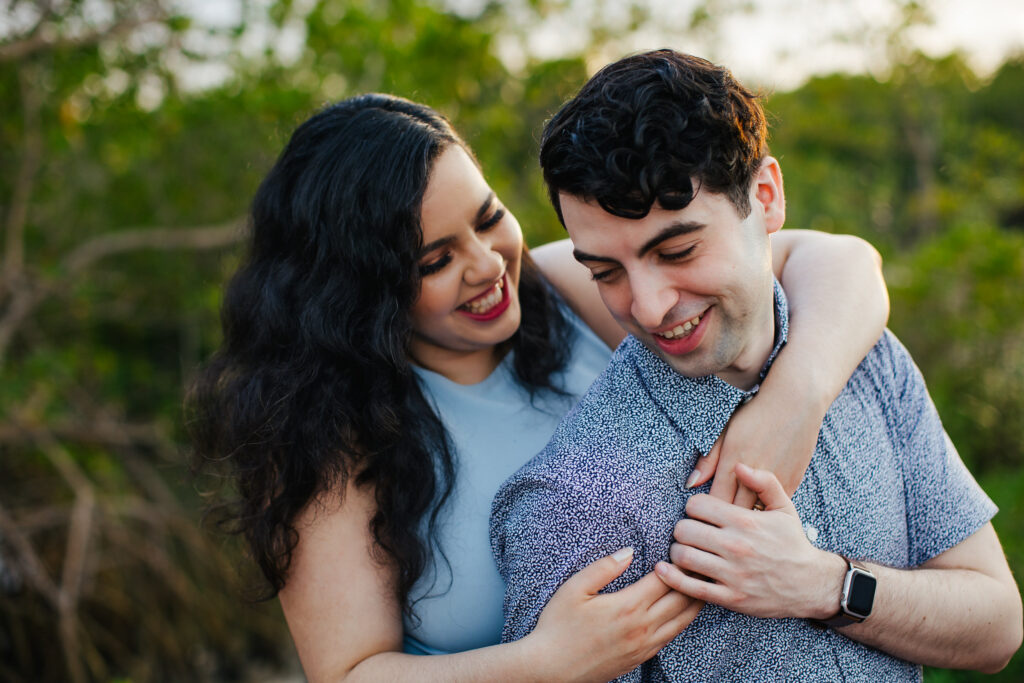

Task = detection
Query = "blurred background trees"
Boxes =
[1,0,1021,680]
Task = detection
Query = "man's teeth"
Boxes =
[659,315,702,339]
[463,279,503,314]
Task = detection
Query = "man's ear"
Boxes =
[753,156,785,235]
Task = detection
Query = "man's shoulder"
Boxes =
[492,338,677,520]
[505,342,649,482]
[848,328,919,394]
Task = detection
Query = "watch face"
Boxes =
[844,569,877,617]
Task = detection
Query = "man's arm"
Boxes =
[840,521,1021,672]
[657,464,1023,672]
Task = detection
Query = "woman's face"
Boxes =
[408,145,524,382]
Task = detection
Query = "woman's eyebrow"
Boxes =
[420,235,457,255]
[475,192,496,222]
[420,192,496,255]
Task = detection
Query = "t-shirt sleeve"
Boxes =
[880,331,998,565]
[490,469,647,681]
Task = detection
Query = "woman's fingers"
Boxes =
[734,463,797,514]
[614,568,674,609]
[732,484,759,509]
[646,583,690,619]
[649,596,705,651]
[560,546,636,596]
[686,436,721,490]
[627,580,702,658]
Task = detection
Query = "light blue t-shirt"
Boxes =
[403,304,611,655]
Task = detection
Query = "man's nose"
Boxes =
[629,269,678,330]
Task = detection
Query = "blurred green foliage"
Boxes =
[0,0,1021,680]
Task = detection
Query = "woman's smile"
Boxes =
[458,273,510,320]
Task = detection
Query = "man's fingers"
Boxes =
[672,517,720,550]
[734,463,795,514]
[564,547,635,595]
[684,492,744,527]
[669,542,727,580]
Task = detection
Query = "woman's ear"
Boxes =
[753,156,786,235]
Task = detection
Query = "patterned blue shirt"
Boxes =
[490,281,997,682]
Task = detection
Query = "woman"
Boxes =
[188,94,888,681]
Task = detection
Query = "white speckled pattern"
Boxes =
[491,281,997,682]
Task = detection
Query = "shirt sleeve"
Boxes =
[880,331,998,565]
[490,468,648,681]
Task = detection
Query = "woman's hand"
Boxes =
[524,547,704,683]
[685,381,827,507]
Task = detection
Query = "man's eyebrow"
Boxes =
[572,249,617,264]
[420,192,495,255]
[571,221,705,264]
[638,222,704,257]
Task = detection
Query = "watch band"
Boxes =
[814,555,876,629]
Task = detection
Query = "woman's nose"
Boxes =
[464,238,504,285]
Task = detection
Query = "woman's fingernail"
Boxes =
[655,562,669,576]
[685,470,700,489]
[612,547,634,562]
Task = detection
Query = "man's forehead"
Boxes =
[561,192,708,257]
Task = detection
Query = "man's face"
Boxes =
[562,159,786,389]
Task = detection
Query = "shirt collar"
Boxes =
[624,279,790,457]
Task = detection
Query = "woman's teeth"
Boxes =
[462,279,504,314]
[658,314,702,339]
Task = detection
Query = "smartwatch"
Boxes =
[816,556,876,628]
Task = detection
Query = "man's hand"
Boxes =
[657,463,843,620]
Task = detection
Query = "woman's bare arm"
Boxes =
[531,238,625,349]
[279,476,700,682]
[691,229,889,504]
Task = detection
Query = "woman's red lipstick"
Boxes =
[458,274,511,321]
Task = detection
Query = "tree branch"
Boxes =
[3,63,43,290]
[0,8,166,64]
[62,220,245,274]
[0,218,245,366]
[0,419,166,450]
[0,501,60,605]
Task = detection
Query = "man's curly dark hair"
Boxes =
[539,49,768,223]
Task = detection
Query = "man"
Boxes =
[490,50,1022,680]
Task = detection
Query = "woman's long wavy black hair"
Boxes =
[186,94,572,616]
